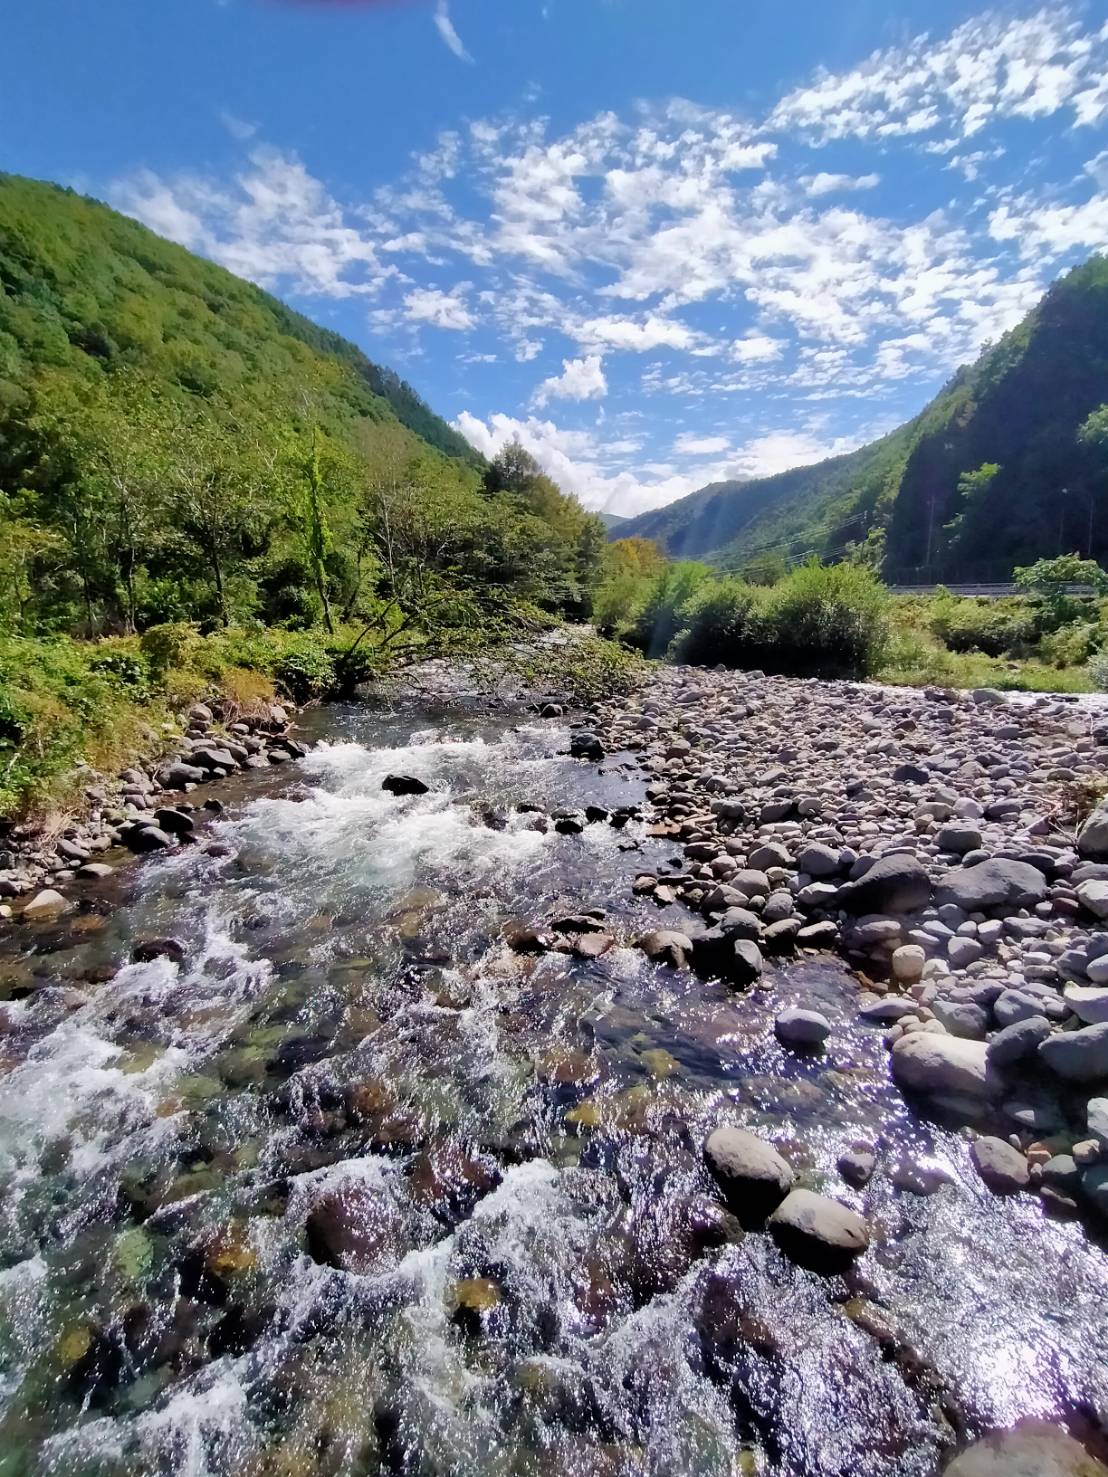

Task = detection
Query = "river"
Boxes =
[0,692,1106,1476]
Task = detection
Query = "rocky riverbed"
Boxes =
[574,667,1108,1233]
[2,662,1108,1475]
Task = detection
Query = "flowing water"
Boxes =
[1,697,1107,1477]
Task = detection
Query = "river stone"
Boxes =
[839,854,932,915]
[1078,802,1108,861]
[767,1189,869,1272]
[944,1421,1108,1476]
[703,1126,794,1221]
[1039,1023,1108,1082]
[935,822,983,855]
[1077,880,1108,921]
[935,858,1048,912]
[382,774,430,796]
[774,1007,831,1047]
[569,731,604,761]
[837,1144,877,1188]
[970,1136,1029,1194]
[892,944,926,983]
[157,760,206,788]
[891,1032,997,1099]
[21,888,71,920]
[132,938,187,964]
[191,746,238,773]
[153,807,195,837]
[1064,985,1108,1024]
[1082,1164,1108,1219]
[305,1184,406,1276]
[1088,1097,1108,1148]
[931,999,989,1040]
[987,1015,1052,1068]
[638,930,693,968]
[126,826,174,853]
[730,939,764,985]
[796,843,839,877]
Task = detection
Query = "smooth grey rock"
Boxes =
[1087,1097,1108,1148]
[796,843,839,877]
[987,1015,1051,1068]
[970,1135,1029,1194]
[1039,1022,1108,1082]
[935,858,1048,912]
[1064,985,1108,1024]
[703,1126,794,1221]
[1077,880,1108,920]
[935,823,983,855]
[944,1422,1108,1476]
[637,930,693,968]
[21,888,71,920]
[767,1188,869,1271]
[839,854,932,916]
[837,1145,877,1187]
[931,999,989,1039]
[891,1032,997,1099]
[1078,802,1108,861]
[774,1007,831,1047]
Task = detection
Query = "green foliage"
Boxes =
[631,562,714,656]
[671,560,890,677]
[1013,553,1108,604]
[0,175,605,650]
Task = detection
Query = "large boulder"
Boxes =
[891,1032,998,1100]
[1077,880,1108,921]
[775,1007,831,1047]
[638,930,693,968]
[382,774,429,796]
[935,858,1048,912]
[1078,802,1108,861]
[944,1422,1108,1476]
[970,1136,1029,1194]
[767,1189,869,1272]
[1039,1023,1108,1083]
[987,1015,1052,1068]
[703,1126,794,1222]
[156,760,206,788]
[839,854,932,915]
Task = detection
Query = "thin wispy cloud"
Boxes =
[433,0,472,63]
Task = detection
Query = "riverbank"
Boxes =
[577,665,1108,1226]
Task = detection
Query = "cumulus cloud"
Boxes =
[674,433,731,455]
[802,172,880,197]
[532,354,607,406]
[402,283,476,330]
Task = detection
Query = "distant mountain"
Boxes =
[614,256,1108,582]
[598,511,630,532]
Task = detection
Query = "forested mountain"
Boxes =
[0,174,604,635]
[614,257,1108,582]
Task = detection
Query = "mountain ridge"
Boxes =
[612,256,1108,581]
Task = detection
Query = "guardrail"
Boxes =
[889,583,1096,598]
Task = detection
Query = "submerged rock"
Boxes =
[945,1422,1108,1476]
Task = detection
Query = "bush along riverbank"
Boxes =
[563,664,1108,1230]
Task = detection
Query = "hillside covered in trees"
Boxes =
[614,257,1108,583]
[0,173,604,638]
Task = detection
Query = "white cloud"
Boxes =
[674,433,730,455]
[802,172,881,197]
[112,148,390,298]
[989,194,1108,259]
[515,338,544,362]
[532,354,608,406]
[218,110,258,142]
[402,283,476,330]
[433,1,473,64]
[770,10,1102,143]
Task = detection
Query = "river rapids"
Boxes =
[0,697,1106,1477]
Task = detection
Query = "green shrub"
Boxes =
[671,560,890,677]
[631,562,713,656]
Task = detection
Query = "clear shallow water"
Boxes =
[0,700,1106,1476]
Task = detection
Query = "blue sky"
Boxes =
[5,0,1108,515]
